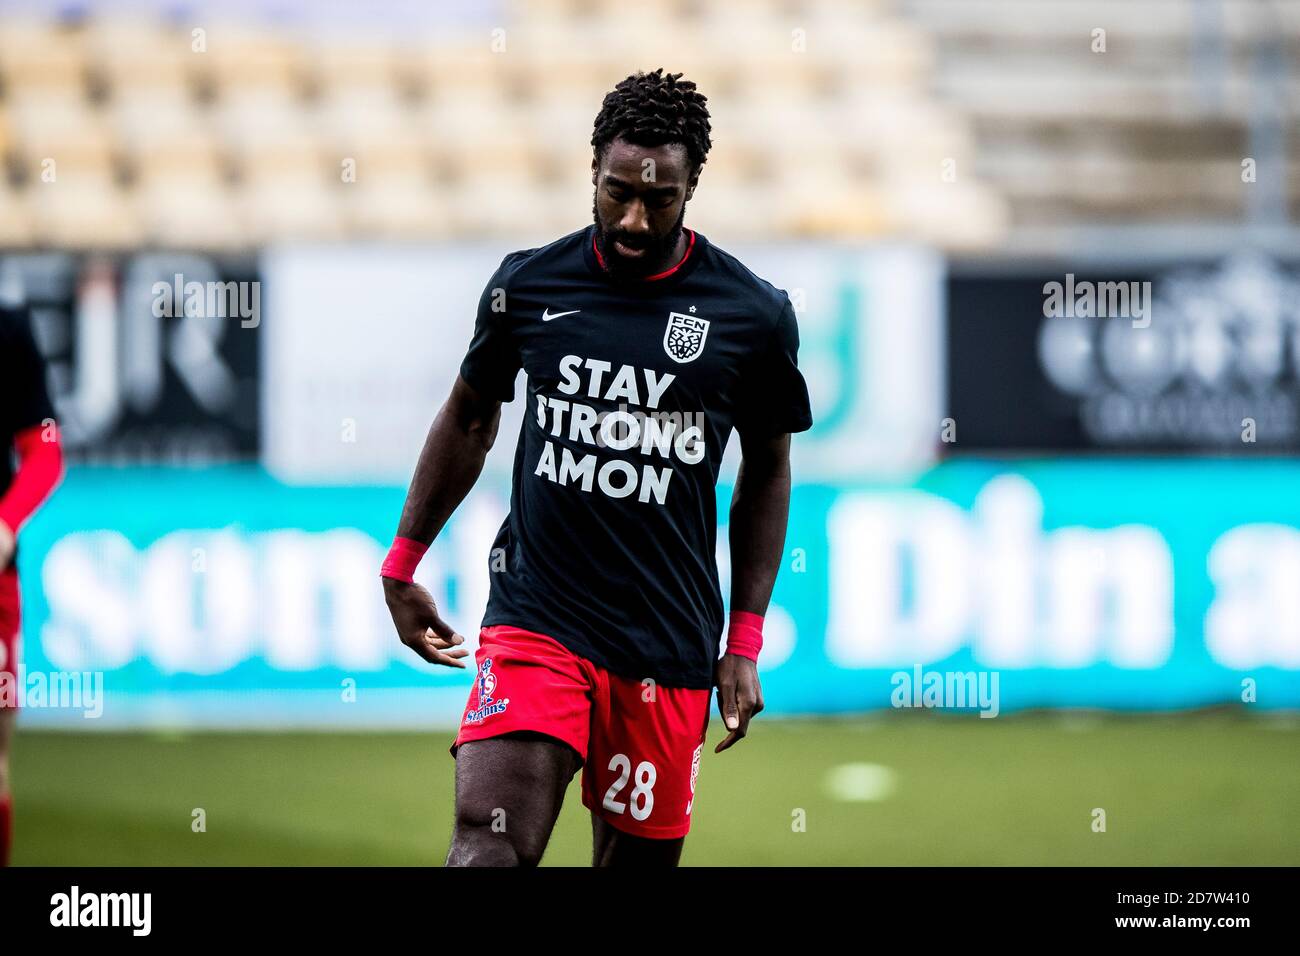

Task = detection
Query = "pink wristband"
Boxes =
[380,536,428,583]
[724,611,764,662]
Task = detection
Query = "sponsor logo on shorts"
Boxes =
[464,657,510,723]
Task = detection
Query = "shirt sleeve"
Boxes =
[734,295,814,437]
[2,306,56,434]
[458,255,523,403]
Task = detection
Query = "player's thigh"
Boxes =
[451,732,581,855]
[582,675,710,849]
[591,813,684,866]
[446,625,596,863]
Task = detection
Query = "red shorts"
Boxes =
[451,624,711,840]
[0,568,19,710]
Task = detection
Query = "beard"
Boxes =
[592,195,687,278]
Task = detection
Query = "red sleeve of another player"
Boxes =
[0,424,64,534]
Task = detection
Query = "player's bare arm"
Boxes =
[382,374,504,667]
[716,430,791,752]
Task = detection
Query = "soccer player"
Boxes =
[382,69,812,866]
[0,302,64,866]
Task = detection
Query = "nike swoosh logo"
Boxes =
[542,308,580,322]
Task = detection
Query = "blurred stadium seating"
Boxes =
[1,0,1296,252]
[905,0,1300,229]
[0,0,1004,247]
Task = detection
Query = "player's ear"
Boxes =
[591,154,599,186]
[685,166,700,201]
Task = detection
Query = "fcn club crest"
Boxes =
[663,312,710,363]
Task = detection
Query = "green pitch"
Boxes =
[11,711,1299,866]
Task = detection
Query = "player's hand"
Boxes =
[0,520,14,570]
[382,577,470,668]
[713,653,763,753]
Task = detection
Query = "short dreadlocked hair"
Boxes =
[591,69,713,170]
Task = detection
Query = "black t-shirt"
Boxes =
[1,304,56,499]
[459,225,813,688]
